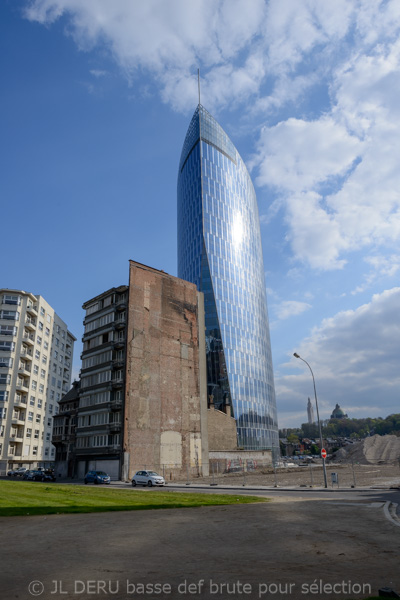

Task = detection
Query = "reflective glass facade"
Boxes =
[178,105,279,451]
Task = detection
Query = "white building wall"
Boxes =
[0,289,76,473]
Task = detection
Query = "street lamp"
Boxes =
[293,353,328,488]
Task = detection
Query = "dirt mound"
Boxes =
[334,434,400,465]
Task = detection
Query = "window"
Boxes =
[0,374,11,385]
[47,418,51,427]
[39,384,44,394]
[3,294,21,305]
[34,429,39,439]
[30,396,35,406]
[35,349,40,360]
[33,365,39,375]
[0,391,8,402]
[0,341,14,352]
[57,380,61,389]
[50,390,55,400]
[38,321,43,331]
[55,338,59,347]
[37,398,43,408]
[26,428,32,438]
[54,351,58,359]
[49,404,53,414]
[0,357,13,368]
[32,446,38,455]
[0,325,17,336]
[40,369,45,379]
[31,380,37,391]
[47,314,51,323]
[0,407,7,419]
[28,411,34,422]
[46,432,51,441]
[56,392,61,401]
[58,367,62,376]
[44,340,49,350]
[40,307,45,316]
[37,336,42,345]
[42,355,47,364]
[35,414,41,423]
[0,310,19,320]
[45,447,49,456]
[45,327,50,337]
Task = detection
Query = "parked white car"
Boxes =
[131,470,165,487]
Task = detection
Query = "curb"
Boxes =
[383,502,400,527]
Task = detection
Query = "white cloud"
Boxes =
[276,287,400,427]
[351,254,400,294]
[272,300,312,321]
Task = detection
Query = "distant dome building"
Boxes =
[330,404,348,419]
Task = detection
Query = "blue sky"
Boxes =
[2,0,399,427]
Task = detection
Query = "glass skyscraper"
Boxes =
[177,105,279,451]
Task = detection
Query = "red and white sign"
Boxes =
[321,448,327,459]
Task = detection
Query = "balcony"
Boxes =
[18,363,31,374]
[14,397,27,407]
[26,304,38,316]
[116,302,127,311]
[10,433,24,442]
[16,379,29,391]
[20,348,33,360]
[112,339,125,349]
[23,333,35,346]
[110,399,123,410]
[114,319,125,330]
[11,415,25,425]
[112,378,123,389]
[112,359,125,369]
[107,422,121,432]
[25,317,36,331]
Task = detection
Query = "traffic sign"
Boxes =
[321,448,327,459]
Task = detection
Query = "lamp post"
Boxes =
[293,353,328,488]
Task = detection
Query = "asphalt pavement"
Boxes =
[1,480,399,600]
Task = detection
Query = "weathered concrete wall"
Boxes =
[207,406,237,451]
[124,261,208,479]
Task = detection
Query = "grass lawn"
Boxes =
[0,480,268,516]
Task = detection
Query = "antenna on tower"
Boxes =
[197,68,201,106]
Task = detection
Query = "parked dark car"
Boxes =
[84,470,111,485]
[7,467,27,477]
[23,470,46,481]
[42,469,56,481]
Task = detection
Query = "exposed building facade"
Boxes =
[75,285,128,480]
[177,105,279,452]
[123,261,209,480]
[0,289,75,473]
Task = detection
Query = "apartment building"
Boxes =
[0,289,75,473]
[75,286,128,479]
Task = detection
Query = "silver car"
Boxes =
[131,470,165,487]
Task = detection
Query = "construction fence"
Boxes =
[129,458,400,488]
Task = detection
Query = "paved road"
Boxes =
[1,485,399,600]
